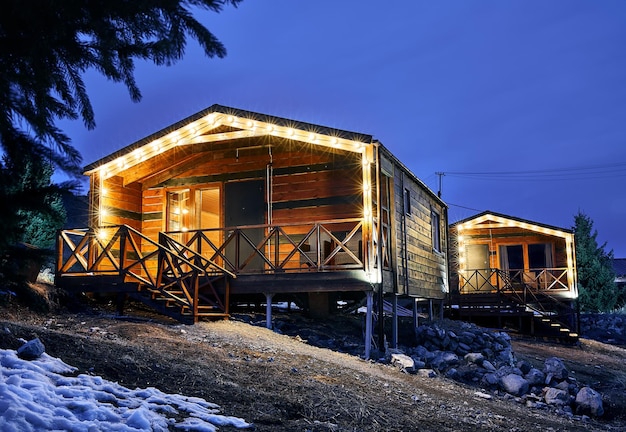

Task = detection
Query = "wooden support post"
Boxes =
[224,277,230,316]
[428,298,434,322]
[391,294,398,349]
[265,293,274,329]
[377,284,385,351]
[365,291,373,360]
[439,299,444,321]
[413,298,419,335]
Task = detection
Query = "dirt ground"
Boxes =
[1,298,625,432]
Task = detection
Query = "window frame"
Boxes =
[430,208,441,253]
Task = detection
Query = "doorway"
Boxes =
[224,180,265,271]
[166,186,221,246]
[465,244,491,291]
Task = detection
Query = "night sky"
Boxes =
[61,0,626,256]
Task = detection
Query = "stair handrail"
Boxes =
[495,269,576,332]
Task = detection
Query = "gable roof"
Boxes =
[84,104,373,174]
[450,210,573,238]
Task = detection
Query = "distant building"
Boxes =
[613,258,626,290]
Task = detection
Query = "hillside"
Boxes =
[2,300,625,431]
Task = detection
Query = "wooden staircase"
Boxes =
[56,225,234,324]
[450,270,579,343]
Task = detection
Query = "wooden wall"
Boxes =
[386,156,448,300]
[94,136,363,245]
[99,176,142,231]
[457,227,569,269]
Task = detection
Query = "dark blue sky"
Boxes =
[62,0,626,256]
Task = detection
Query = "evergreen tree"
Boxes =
[0,0,242,175]
[2,152,66,250]
[574,211,618,312]
[0,1,241,287]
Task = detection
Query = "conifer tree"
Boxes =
[574,211,618,312]
[0,0,241,286]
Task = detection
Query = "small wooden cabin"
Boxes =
[448,211,578,340]
[56,104,448,354]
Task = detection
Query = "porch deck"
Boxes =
[450,268,579,342]
[56,219,376,322]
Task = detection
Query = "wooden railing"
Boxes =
[459,268,571,294]
[166,218,368,275]
[458,267,577,334]
[56,225,231,319]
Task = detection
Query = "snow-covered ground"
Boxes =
[0,348,251,431]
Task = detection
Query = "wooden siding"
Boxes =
[459,227,568,269]
[95,136,363,245]
[390,167,448,300]
[100,176,142,231]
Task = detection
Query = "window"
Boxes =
[431,209,441,252]
[404,188,411,214]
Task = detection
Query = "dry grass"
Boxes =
[1,301,625,431]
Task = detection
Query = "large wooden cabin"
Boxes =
[56,105,448,355]
[448,211,579,341]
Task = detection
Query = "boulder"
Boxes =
[543,357,568,383]
[391,353,415,374]
[499,373,529,396]
[431,351,459,371]
[575,387,604,417]
[17,338,45,360]
[418,369,437,378]
[481,360,496,372]
[543,387,569,406]
[464,352,485,365]
[524,368,545,387]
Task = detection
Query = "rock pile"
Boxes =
[580,313,626,345]
[388,319,604,418]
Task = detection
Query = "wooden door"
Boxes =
[224,180,265,272]
[465,244,490,292]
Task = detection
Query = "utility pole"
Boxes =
[435,172,445,198]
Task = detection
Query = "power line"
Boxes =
[440,161,626,182]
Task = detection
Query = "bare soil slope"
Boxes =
[2,301,625,431]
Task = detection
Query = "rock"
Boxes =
[17,338,45,360]
[431,351,459,371]
[516,360,533,375]
[499,373,529,396]
[496,348,514,365]
[554,380,570,392]
[458,342,472,352]
[413,360,426,370]
[481,360,496,372]
[481,373,499,388]
[575,387,604,417]
[543,387,569,406]
[474,391,493,400]
[464,352,485,365]
[391,353,415,374]
[459,331,475,345]
[543,357,568,383]
[445,368,460,380]
[418,369,437,378]
[524,368,545,387]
